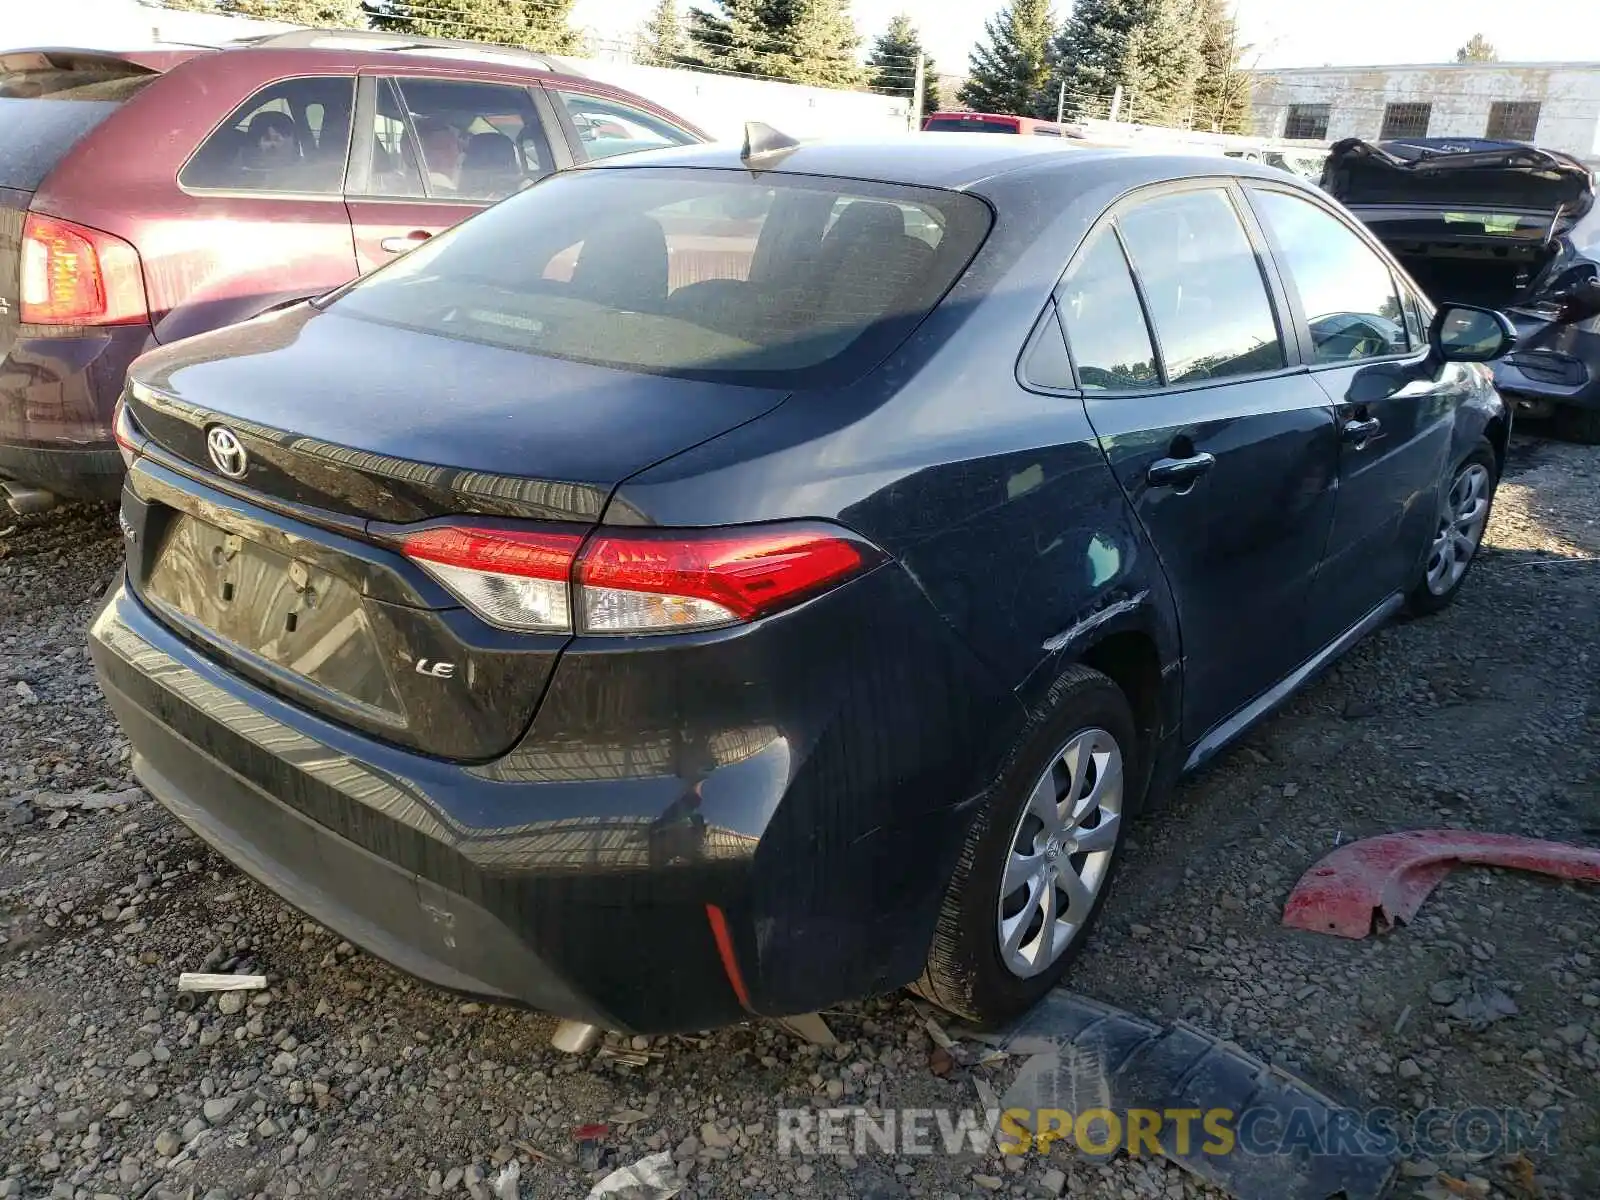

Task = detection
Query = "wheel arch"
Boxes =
[1483,411,1510,475]
[1015,595,1183,816]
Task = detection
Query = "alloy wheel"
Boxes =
[1425,463,1492,596]
[996,727,1124,979]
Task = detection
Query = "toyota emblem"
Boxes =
[206,426,248,479]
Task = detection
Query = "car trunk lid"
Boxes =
[1324,137,1595,221]
[122,304,789,760]
[1325,138,1597,309]
[0,52,163,401]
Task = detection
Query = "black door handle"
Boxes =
[1146,452,1216,489]
[1342,417,1382,444]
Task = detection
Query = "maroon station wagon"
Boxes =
[0,31,706,510]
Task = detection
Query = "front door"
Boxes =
[344,75,559,274]
[1245,185,1461,645]
[1059,185,1341,743]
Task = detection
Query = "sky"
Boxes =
[571,0,1600,75]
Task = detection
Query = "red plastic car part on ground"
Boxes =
[1283,828,1600,939]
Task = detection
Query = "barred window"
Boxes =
[1380,102,1431,140]
[1284,104,1330,140]
[1486,101,1541,141]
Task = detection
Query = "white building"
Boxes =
[1250,62,1600,164]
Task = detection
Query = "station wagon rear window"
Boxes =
[323,168,992,386]
[0,53,157,190]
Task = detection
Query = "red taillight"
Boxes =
[395,522,876,635]
[579,528,869,631]
[20,213,148,326]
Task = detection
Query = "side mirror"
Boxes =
[1430,304,1517,363]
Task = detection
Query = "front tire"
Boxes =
[912,665,1136,1027]
[1406,440,1498,616]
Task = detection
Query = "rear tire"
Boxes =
[911,665,1136,1027]
[1553,404,1600,445]
[1406,440,1498,616]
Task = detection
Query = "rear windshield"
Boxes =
[926,117,1017,133]
[325,167,992,387]
[0,57,155,191]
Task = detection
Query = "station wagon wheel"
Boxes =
[912,665,1138,1027]
[1408,440,1498,616]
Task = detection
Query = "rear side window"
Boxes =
[181,77,355,195]
[326,168,991,387]
[556,91,696,162]
[1057,227,1158,390]
[1116,189,1286,384]
[1251,189,1410,363]
[0,53,157,191]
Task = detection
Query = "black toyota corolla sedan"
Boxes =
[93,133,1515,1034]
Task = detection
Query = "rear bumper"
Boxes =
[0,325,148,498]
[91,569,1012,1032]
[0,441,121,500]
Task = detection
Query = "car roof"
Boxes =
[587,134,1301,195]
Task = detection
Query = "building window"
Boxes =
[1486,101,1541,141]
[1380,102,1432,140]
[1283,104,1330,140]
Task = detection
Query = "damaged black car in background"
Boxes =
[1325,137,1600,442]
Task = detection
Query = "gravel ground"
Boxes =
[1,433,1595,1200]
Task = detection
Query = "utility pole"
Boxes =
[1056,79,1066,123]
[1109,84,1123,124]
[910,52,926,131]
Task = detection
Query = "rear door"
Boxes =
[1060,183,1341,745]
[344,74,559,274]
[1245,184,1459,646]
[153,74,361,344]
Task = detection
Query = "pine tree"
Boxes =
[686,0,862,88]
[958,0,1056,117]
[685,0,776,77]
[867,14,938,116]
[1191,0,1251,133]
[775,0,864,88]
[1052,0,1204,126]
[376,0,582,52]
[1456,33,1497,62]
[637,0,689,66]
[226,0,366,25]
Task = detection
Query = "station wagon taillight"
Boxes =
[396,522,880,635]
[20,213,149,325]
